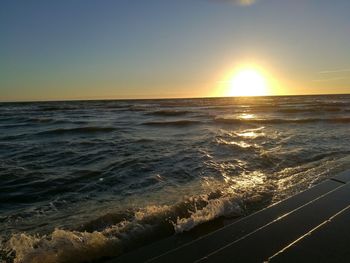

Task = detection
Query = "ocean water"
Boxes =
[1,94,350,262]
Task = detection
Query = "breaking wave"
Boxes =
[36,127,116,136]
[142,120,202,126]
[35,106,79,112]
[145,110,191,117]
[1,187,248,263]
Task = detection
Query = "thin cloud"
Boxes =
[237,0,257,6]
[313,77,348,82]
[210,0,258,7]
[318,68,350,74]
[314,67,350,82]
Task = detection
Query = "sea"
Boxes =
[1,94,350,262]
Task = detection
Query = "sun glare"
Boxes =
[228,68,268,97]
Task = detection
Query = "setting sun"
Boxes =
[228,68,268,97]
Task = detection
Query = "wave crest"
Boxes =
[214,117,350,124]
[174,196,241,233]
[37,127,115,136]
[142,120,202,126]
[145,110,191,117]
[4,229,115,263]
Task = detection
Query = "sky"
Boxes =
[1,0,350,101]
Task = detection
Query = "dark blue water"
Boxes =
[1,95,350,262]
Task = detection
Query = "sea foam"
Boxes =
[2,189,244,263]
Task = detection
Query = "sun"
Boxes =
[228,68,268,97]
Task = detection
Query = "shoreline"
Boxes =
[112,170,350,262]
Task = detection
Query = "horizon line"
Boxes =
[1,92,349,103]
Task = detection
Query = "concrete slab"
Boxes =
[196,183,350,263]
[113,233,193,263]
[269,205,350,263]
[331,169,350,183]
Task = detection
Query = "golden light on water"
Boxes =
[238,113,255,119]
[228,67,268,97]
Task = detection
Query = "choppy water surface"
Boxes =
[1,95,350,262]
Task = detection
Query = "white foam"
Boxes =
[173,195,242,233]
[5,229,117,263]
[2,205,174,263]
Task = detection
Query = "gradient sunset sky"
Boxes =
[1,0,350,101]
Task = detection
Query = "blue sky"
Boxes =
[1,0,350,101]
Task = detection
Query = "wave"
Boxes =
[142,120,202,126]
[22,118,72,125]
[0,134,29,140]
[145,110,191,117]
[1,190,244,263]
[214,117,350,124]
[36,127,115,136]
[278,107,343,113]
[215,138,260,150]
[36,106,79,112]
[173,195,241,233]
[127,106,150,112]
[198,105,347,114]
[27,117,57,123]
